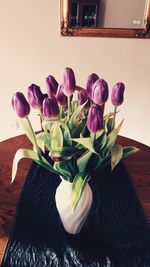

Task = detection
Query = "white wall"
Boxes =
[0,0,150,146]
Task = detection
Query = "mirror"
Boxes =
[61,0,150,38]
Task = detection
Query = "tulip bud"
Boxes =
[56,84,67,106]
[50,156,61,162]
[12,92,30,118]
[87,104,103,133]
[78,89,89,107]
[27,84,44,109]
[62,67,76,97]
[42,96,60,118]
[92,79,109,105]
[46,75,58,96]
[86,73,99,98]
[111,82,125,106]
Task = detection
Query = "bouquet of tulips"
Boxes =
[11,67,139,211]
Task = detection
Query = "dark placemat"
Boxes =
[1,161,150,267]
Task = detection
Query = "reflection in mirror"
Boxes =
[61,0,150,37]
[70,0,99,27]
[69,0,148,29]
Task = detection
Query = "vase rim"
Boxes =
[60,176,72,183]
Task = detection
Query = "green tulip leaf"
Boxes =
[37,155,58,174]
[103,119,124,156]
[122,146,139,159]
[77,150,93,173]
[11,148,58,183]
[36,132,49,152]
[11,148,40,183]
[53,160,74,182]
[51,122,63,150]
[72,100,79,113]
[71,118,87,138]
[95,130,107,151]
[71,172,89,212]
[61,123,72,146]
[42,120,59,132]
[111,144,123,170]
[50,147,79,158]
[72,137,97,154]
[19,118,38,149]
[105,117,114,134]
[103,110,119,121]
[86,153,104,172]
[69,101,88,129]
[96,155,111,170]
[95,129,105,139]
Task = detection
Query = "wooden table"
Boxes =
[0,135,150,263]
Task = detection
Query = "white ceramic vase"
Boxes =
[55,178,93,234]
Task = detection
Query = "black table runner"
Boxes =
[1,161,150,267]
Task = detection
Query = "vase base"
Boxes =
[55,179,93,234]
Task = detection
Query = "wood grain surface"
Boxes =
[0,135,150,263]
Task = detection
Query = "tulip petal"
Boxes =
[12,92,30,118]
[27,84,44,109]
[111,82,125,106]
[92,79,109,105]
[46,75,58,96]
[87,104,103,133]
[62,67,76,97]
[86,73,99,98]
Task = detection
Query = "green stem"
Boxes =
[93,133,96,142]
[112,106,117,129]
[60,105,63,118]
[26,117,42,160]
[91,132,96,142]
[67,96,71,121]
[39,109,44,131]
[101,103,105,115]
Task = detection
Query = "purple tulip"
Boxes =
[46,75,58,96]
[87,104,103,133]
[92,79,109,105]
[111,82,125,106]
[27,84,44,109]
[42,96,60,118]
[56,84,67,106]
[50,156,61,162]
[78,89,89,107]
[12,92,30,118]
[62,67,76,97]
[86,73,99,98]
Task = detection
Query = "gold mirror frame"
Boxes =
[61,0,150,38]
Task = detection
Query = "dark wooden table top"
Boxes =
[0,134,150,263]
